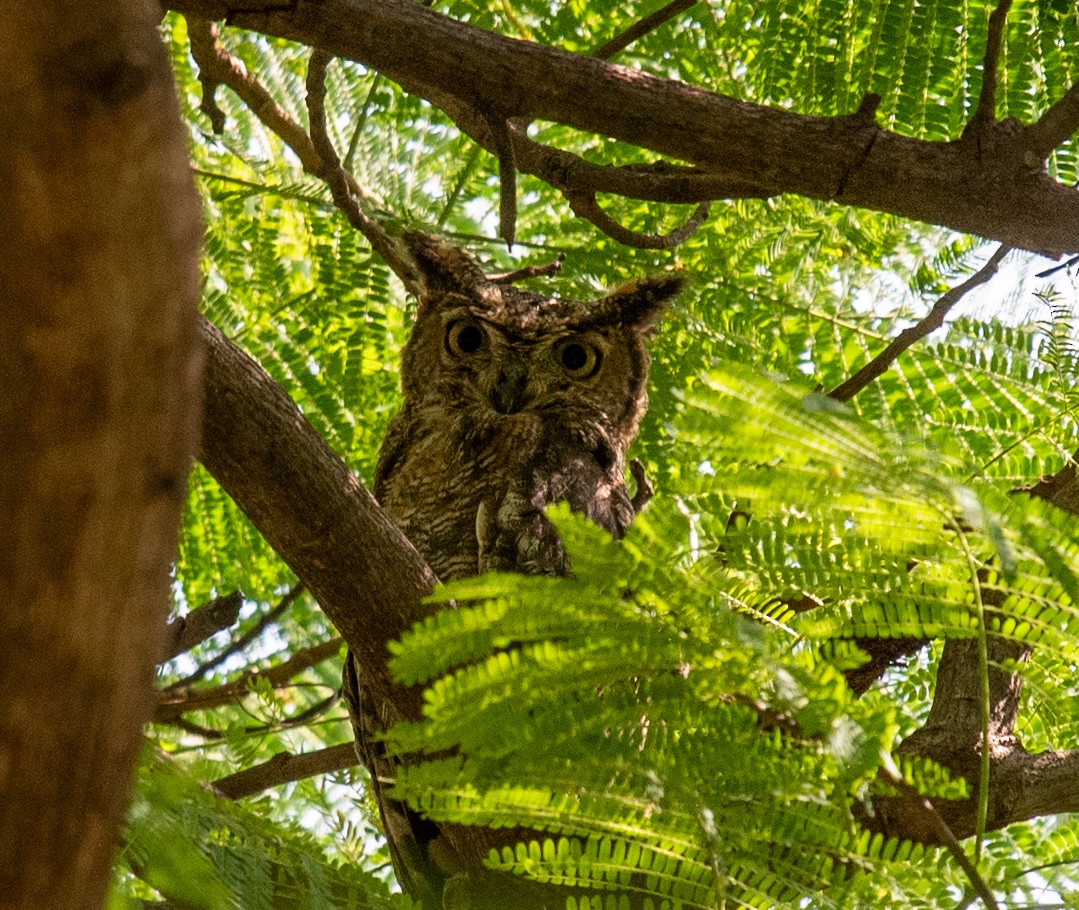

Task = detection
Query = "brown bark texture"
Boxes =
[196,316,434,724]
[0,3,203,909]
[165,0,1079,256]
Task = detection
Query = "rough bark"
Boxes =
[0,3,203,908]
[861,638,1079,843]
[196,316,434,721]
[165,0,1079,256]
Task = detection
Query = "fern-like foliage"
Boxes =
[116,751,411,910]
[141,3,1079,908]
[381,364,1079,907]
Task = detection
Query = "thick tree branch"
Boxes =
[167,0,1079,255]
[213,742,358,798]
[195,314,436,723]
[1027,81,1079,160]
[862,636,1079,843]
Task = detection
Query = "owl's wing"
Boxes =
[372,408,413,502]
[341,650,447,908]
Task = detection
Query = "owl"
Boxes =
[345,232,681,908]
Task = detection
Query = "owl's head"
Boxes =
[398,233,682,466]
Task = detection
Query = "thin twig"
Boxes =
[1035,253,1079,279]
[568,193,711,248]
[882,769,1001,910]
[487,115,519,248]
[154,637,344,723]
[187,19,416,287]
[213,742,358,799]
[591,0,698,60]
[488,253,566,284]
[828,245,1011,402]
[163,591,243,661]
[165,584,305,688]
[966,0,1013,134]
[305,50,420,289]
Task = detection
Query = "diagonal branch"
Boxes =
[568,192,711,249]
[590,0,698,60]
[188,17,415,285]
[304,50,418,287]
[827,245,1011,402]
[188,16,324,171]
[194,315,437,723]
[1026,81,1079,160]
[154,636,344,722]
[213,742,358,798]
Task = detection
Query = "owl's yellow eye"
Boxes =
[445,321,485,356]
[557,340,601,379]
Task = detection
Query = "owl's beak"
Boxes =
[490,365,530,414]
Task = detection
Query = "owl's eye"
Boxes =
[557,341,601,379]
[445,321,485,356]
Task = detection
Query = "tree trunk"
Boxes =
[0,3,202,908]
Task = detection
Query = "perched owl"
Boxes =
[344,232,681,908]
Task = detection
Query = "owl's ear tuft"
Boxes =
[403,231,488,297]
[592,274,684,332]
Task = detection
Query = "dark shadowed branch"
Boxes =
[163,591,243,661]
[214,742,358,798]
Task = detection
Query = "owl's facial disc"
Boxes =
[440,309,609,417]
